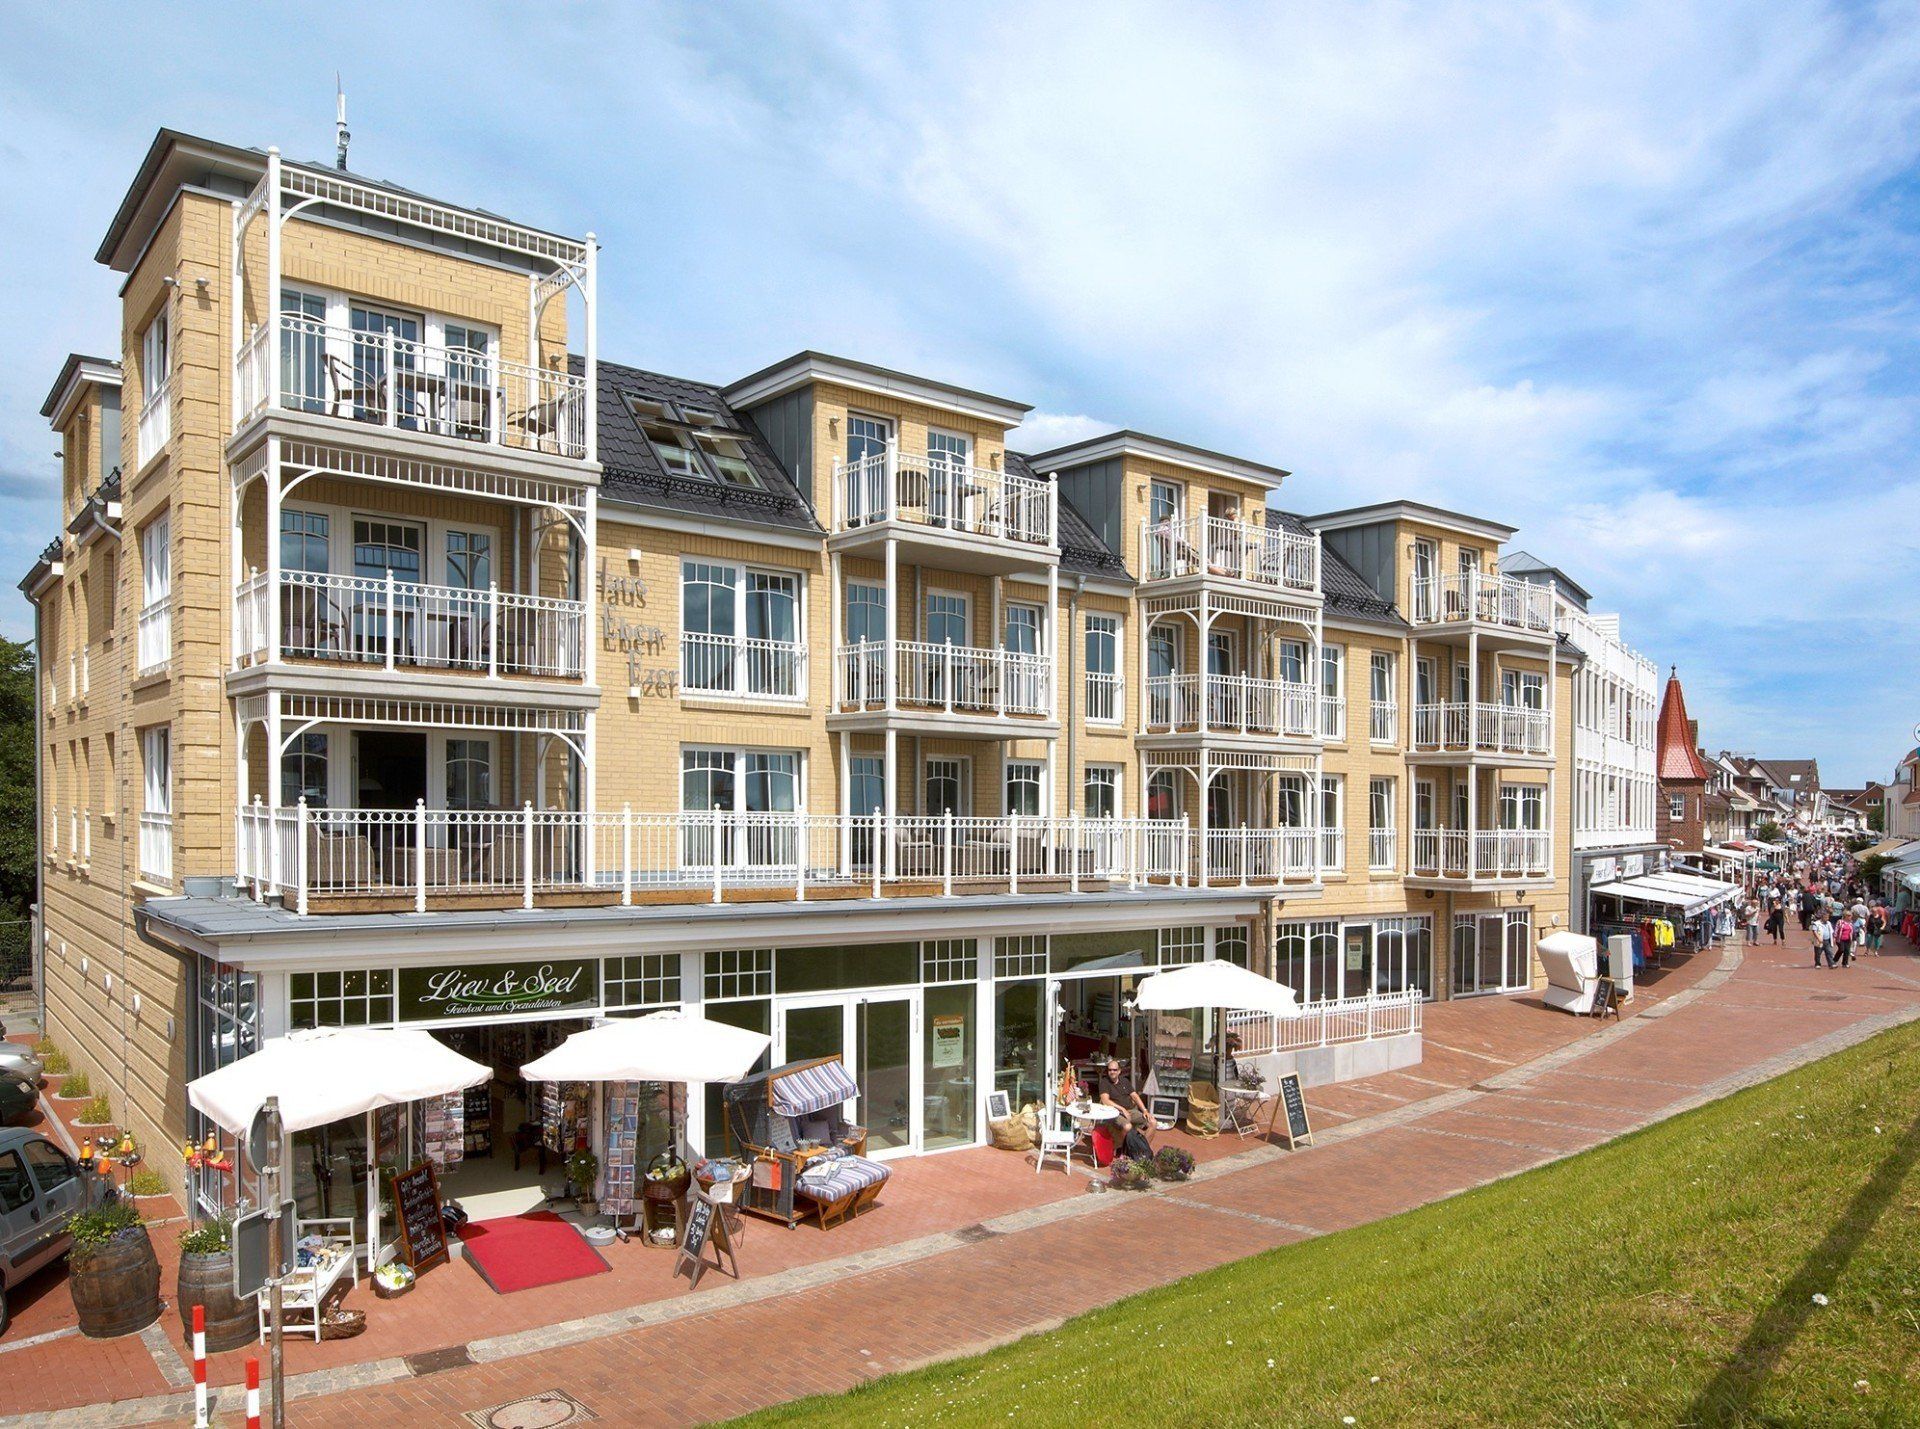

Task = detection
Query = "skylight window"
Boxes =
[626,393,763,488]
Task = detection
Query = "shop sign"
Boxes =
[1590,857,1619,886]
[931,1014,967,1068]
[397,959,599,1022]
[1622,855,1647,877]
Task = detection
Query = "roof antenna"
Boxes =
[335,76,351,171]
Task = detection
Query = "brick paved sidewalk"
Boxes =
[12,925,1917,1427]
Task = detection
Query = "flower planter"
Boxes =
[177,1249,254,1353]
[70,1225,161,1340]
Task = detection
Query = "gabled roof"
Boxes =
[1754,758,1819,791]
[721,351,1030,429]
[583,356,822,537]
[41,354,121,423]
[1656,669,1711,783]
[1305,500,1516,543]
[1005,452,1129,582]
[1029,431,1290,490]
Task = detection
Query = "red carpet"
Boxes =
[456,1212,610,1294]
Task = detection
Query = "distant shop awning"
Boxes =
[1590,871,1740,915]
[1856,838,1913,861]
[1700,846,1753,864]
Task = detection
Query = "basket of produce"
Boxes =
[371,1262,415,1300]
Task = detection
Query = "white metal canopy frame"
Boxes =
[186,1026,490,1136]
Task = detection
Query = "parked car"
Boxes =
[0,1075,35,1126]
[0,1046,45,1085]
[0,1128,88,1334]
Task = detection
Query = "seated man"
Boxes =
[1096,1057,1154,1156]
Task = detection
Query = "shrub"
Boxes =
[179,1214,232,1256]
[126,1168,167,1198]
[58,1070,90,1098]
[37,1043,69,1074]
[76,1094,113,1125]
[67,1200,142,1264]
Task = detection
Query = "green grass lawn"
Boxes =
[743,1022,1920,1426]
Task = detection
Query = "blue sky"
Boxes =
[1,3,1915,785]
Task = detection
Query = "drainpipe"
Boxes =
[1065,576,1083,812]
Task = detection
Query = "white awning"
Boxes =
[1134,959,1302,1018]
[521,1010,771,1084]
[1589,871,1738,914]
[187,1027,490,1136]
[1700,846,1752,863]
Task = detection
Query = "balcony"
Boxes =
[1409,702,1553,759]
[1140,516,1320,597]
[834,641,1053,721]
[1143,674,1319,740]
[1407,572,1553,635]
[234,315,590,461]
[681,633,806,701]
[1194,826,1321,887]
[1407,828,1552,884]
[833,447,1056,557]
[233,570,585,680]
[234,803,1190,912]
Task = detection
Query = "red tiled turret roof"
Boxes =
[1656,667,1711,782]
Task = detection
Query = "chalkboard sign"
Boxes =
[1591,977,1620,1020]
[1275,1073,1313,1149]
[389,1161,449,1274]
[674,1192,736,1290]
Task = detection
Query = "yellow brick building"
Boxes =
[23,130,1585,1241]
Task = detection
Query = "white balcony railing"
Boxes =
[1196,826,1320,885]
[1369,828,1397,870]
[1086,670,1123,724]
[681,632,806,700]
[1143,673,1318,738]
[1226,989,1424,1057]
[137,600,171,675]
[1408,828,1551,880]
[1319,827,1346,873]
[1408,572,1553,633]
[1410,702,1552,757]
[1369,699,1397,744]
[834,640,1052,718]
[136,374,173,468]
[236,314,590,460]
[1319,694,1346,741]
[234,802,1190,913]
[139,812,172,883]
[1140,516,1320,596]
[235,569,585,679]
[834,446,1056,549]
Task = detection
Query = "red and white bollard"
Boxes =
[246,1357,262,1429]
[191,1304,208,1428]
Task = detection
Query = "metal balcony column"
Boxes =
[884,727,898,881]
[1046,561,1059,723]
[883,538,899,712]
[1467,767,1479,881]
[266,149,282,410]
[265,434,282,665]
[1198,749,1212,886]
[583,234,598,465]
[1198,593,1214,736]
[829,550,843,707]
[837,731,852,878]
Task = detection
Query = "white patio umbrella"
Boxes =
[520,1009,771,1084]
[187,1026,491,1136]
[1133,959,1302,1017]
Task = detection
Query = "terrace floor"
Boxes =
[7,932,1880,1426]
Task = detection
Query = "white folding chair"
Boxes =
[1034,1105,1079,1174]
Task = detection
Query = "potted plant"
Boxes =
[175,1213,253,1353]
[37,1042,70,1076]
[53,1069,90,1101]
[76,1094,114,1127]
[567,1146,601,1215]
[1153,1146,1195,1183]
[67,1199,161,1339]
[1107,1155,1155,1192]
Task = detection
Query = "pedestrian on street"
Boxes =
[1811,913,1833,967]
[1866,906,1885,954]
[1834,915,1856,968]
[1744,901,1760,945]
[1767,904,1786,944]
[1796,891,1812,932]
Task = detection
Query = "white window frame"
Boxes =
[1085,613,1122,724]
[1083,764,1122,819]
[680,558,806,701]
[1320,774,1345,872]
[1319,643,1346,740]
[1005,759,1046,817]
[924,755,972,818]
[1368,776,1396,871]
[139,725,171,883]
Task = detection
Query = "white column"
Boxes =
[884,726,898,881]
[265,691,282,813]
[1046,562,1059,723]
[581,492,598,687]
[583,234,598,465]
[265,149,282,407]
[265,434,282,664]
[829,550,843,708]
[884,539,899,711]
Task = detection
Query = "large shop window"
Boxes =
[1451,910,1532,995]
[1374,917,1434,998]
[1275,919,1341,1004]
[682,560,803,699]
[290,969,396,1029]
[605,954,682,1011]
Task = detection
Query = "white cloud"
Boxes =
[1005,411,1110,454]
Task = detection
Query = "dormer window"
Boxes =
[629,395,762,488]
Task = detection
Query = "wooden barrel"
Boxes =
[177,1251,254,1352]
[70,1227,161,1340]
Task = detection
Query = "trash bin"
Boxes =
[1091,1124,1116,1167]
